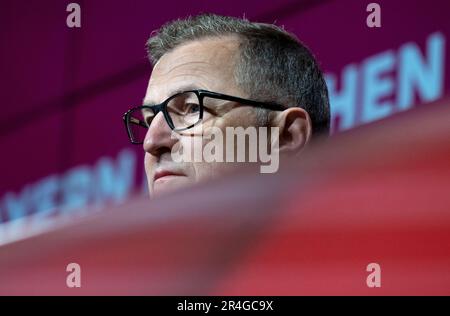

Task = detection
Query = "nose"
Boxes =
[143,111,178,156]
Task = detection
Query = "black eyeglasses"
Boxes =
[122,89,285,144]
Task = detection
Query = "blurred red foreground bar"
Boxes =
[1,99,449,295]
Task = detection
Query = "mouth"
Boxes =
[153,170,186,183]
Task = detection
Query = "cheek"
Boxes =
[191,161,217,181]
[192,161,239,183]
[217,109,259,129]
[144,153,156,174]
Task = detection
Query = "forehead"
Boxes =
[144,36,241,104]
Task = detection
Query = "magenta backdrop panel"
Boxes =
[0,0,449,227]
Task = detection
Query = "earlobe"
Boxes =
[275,108,312,155]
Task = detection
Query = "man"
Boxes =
[123,14,330,196]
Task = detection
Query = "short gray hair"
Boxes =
[146,14,330,136]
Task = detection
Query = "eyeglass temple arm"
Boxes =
[199,90,284,111]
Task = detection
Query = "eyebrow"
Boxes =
[142,85,202,106]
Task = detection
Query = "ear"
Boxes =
[271,107,312,155]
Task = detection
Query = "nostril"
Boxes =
[143,133,175,157]
[148,144,172,157]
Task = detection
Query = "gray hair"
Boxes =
[146,14,330,136]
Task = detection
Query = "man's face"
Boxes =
[143,37,260,196]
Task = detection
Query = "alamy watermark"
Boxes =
[66,3,81,28]
[366,262,381,288]
[366,3,381,28]
[167,125,280,174]
[66,262,81,288]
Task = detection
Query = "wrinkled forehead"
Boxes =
[145,37,241,104]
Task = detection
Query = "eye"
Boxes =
[142,111,154,127]
[144,116,152,127]
[186,103,201,114]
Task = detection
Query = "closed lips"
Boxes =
[153,170,184,181]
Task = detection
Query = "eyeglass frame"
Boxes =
[122,89,285,145]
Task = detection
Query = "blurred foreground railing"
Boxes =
[0,99,449,295]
